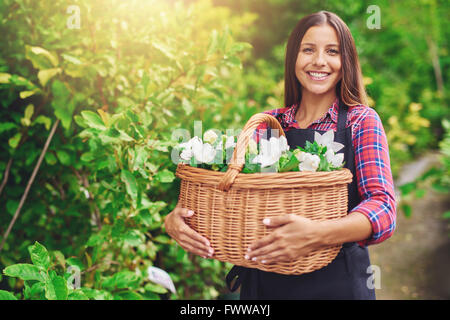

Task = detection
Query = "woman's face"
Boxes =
[295,24,342,96]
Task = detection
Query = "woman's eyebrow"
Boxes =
[301,43,339,47]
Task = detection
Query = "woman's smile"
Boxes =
[306,71,332,81]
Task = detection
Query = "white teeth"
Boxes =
[309,72,329,77]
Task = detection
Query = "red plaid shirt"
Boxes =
[254,98,396,247]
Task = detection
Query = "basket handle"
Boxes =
[217,113,286,192]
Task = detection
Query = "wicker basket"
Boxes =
[175,113,352,275]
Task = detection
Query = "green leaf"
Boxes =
[0,290,18,300]
[80,152,96,163]
[81,288,113,300]
[45,152,57,165]
[8,132,21,149]
[56,150,71,166]
[86,233,103,247]
[3,264,45,281]
[123,229,144,246]
[121,169,138,201]
[61,53,82,65]
[152,42,175,60]
[73,115,87,128]
[26,46,59,68]
[20,89,39,99]
[52,251,65,268]
[207,29,219,55]
[278,154,299,173]
[154,169,175,183]
[44,274,68,300]
[28,242,51,270]
[102,271,141,290]
[51,80,74,129]
[81,111,106,130]
[66,258,84,271]
[117,129,134,142]
[33,115,52,130]
[431,182,449,193]
[116,291,144,300]
[442,211,450,219]
[225,55,242,68]
[28,282,45,299]
[399,182,416,196]
[0,122,18,134]
[126,110,139,123]
[182,98,193,116]
[38,68,61,87]
[414,188,426,199]
[401,204,412,218]
[153,235,171,244]
[68,290,89,300]
[6,199,19,216]
[0,72,12,83]
[0,72,36,87]
[145,282,168,294]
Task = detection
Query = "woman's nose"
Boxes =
[312,50,326,66]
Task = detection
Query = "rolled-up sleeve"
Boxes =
[351,108,397,247]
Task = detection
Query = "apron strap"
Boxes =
[226,265,259,299]
[337,99,348,132]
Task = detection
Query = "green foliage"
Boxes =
[398,118,450,233]
[0,0,251,299]
[3,242,85,300]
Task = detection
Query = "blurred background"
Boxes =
[0,0,448,300]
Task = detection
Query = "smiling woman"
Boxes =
[224,10,396,300]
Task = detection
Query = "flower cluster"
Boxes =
[175,129,345,173]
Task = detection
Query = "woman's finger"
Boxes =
[179,228,214,257]
[177,242,210,258]
[168,207,214,257]
[181,221,211,247]
[257,248,291,264]
[247,231,278,253]
[246,238,280,261]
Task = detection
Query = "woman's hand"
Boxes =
[164,205,214,258]
[245,214,326,264]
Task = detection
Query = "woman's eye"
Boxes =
[302,48,339,54]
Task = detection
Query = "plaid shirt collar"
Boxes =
[279,97,340,129]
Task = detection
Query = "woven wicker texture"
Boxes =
[175,113,353,275]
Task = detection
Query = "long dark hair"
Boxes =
[284,11,368,107]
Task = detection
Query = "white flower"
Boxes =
[251,136,288,168]
[178,136,202,161]
[192,141,216,164]
[325,149,344,168]
[294,150,307,162]
[298,153,320,172]
[179,136,217,163]
[278,135,289,153]
[314,130,344,153]
[180,148,193,161]
[203,130,218,145]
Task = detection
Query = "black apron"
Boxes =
[226,99,376,300]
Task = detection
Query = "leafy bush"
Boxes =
[0,0,255,299]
